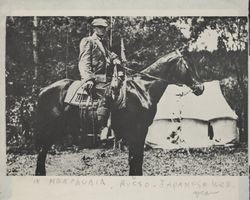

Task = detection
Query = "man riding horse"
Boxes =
[35,18,204,176]
[78,18,124,141]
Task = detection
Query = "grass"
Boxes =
[6,145,248,176]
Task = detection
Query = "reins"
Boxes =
[123,65,169,83]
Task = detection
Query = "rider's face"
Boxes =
[94,26,107,37]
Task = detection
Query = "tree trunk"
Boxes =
[110,16,113,49]
[32,16,39,81]
[233,59,247,143]
[231,21,248,143]
[121,37,127,62]
[65,29,69,78]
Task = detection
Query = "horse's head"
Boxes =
[166,50,204,96]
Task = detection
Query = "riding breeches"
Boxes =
[94,83,113,126]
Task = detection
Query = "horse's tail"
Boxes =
[34,79,74,149]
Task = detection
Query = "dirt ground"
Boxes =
[6,145,248,176]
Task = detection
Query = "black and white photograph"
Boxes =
[5,16,248,176]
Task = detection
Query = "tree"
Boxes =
[112,17,188,69]
[32,16,39,80]
[188,17,248,142]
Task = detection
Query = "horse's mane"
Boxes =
[141,50,182,75]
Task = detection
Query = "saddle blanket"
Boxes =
[64,81,90,105]
[65,80,127,109]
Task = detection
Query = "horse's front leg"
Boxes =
[129,143,144,175]
[128,128,148,176]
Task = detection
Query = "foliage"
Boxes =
[189,17,248,142]
[113,17,188,67]
[6,95,36,151]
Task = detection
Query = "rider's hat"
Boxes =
[91,18,108,27]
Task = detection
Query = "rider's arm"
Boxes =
[108,51,121,65]
[79,37,95,83]
[108,51,125,77]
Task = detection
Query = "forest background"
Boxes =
[5,16,248,151]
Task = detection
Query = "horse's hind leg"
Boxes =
[35,120,63,176]
[35,121,57,176]
[35,144,51,176]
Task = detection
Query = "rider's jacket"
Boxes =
[79,32,120,83]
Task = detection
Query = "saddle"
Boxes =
[65,81,95,105]
[65,80,127,109]
[64,80,126,147]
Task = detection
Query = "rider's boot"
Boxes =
[97,106,110,141]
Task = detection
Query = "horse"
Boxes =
[35,49,204,176]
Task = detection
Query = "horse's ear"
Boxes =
[178,44,188,54]
[178,48,184,54]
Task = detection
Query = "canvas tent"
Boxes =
[145,80,238,149]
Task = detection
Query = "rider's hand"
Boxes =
[118,71,124,77]
[113,59,121,65]
[85,80,94,94]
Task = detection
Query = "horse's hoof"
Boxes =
[35,170,46,176]
[35,173,46,176]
